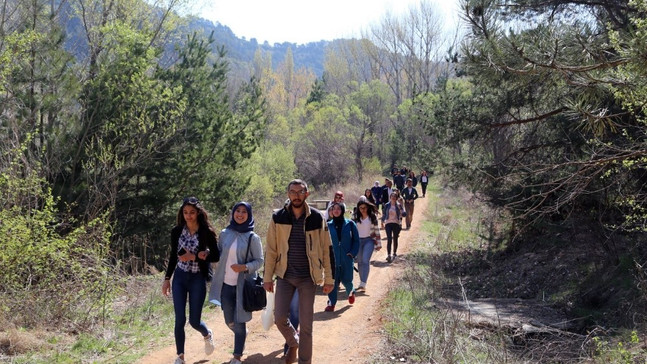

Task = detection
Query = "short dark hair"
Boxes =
[287,179,308,192]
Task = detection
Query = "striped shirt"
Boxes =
[285,214,310,279]
[177,226,200,274]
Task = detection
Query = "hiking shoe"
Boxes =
[285,346,298,363]
[386,255,392,263]
[229,358,243,364]
[348,291,355,304]
[174,356,185,364]
[355,285,366,293]
[324,305,335,312]
[204,329,215,355]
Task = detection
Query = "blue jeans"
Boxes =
[385,223,401,256]
[172,268,210,355]
[221,283,247,356]
[289,290,300,329]
[357,237,375,284]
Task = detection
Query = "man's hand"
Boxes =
[322,284,334,294]
[263,281,274,293]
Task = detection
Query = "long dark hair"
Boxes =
[353,200,378,225]
[176,197,216,235]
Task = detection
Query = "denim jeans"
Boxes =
[221,283,247,356]
[385,223,401,256]
[171,268,209,355]
[284,290,300,356]
[289,290,300,329]
[357,237,375,284]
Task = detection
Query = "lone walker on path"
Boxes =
[263,179,334,364]
[401,178,419,229]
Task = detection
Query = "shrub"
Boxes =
[0,140,115,331]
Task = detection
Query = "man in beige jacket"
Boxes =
[263,179,334,364]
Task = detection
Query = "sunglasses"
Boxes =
[183,197,200,205]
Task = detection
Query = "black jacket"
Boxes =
[165,225,219,281]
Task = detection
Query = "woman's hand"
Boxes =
[162,279,171,296]
[197,249,210,260]
[178,252,196,262]
[230,264,248,273]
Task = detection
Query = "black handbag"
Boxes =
[242,234,266,312]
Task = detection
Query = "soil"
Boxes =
[136,197,430,364]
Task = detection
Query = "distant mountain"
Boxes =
[59,5,331,78]
[180,16,329,77]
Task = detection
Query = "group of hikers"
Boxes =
[162,170,430,364]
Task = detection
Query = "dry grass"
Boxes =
[0,328,61,356]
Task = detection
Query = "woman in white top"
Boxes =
[208,202,263,364]
[352,200,381,291]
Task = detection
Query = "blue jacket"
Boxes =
[327,218,359,269]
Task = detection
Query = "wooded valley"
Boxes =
[1,0,646,362]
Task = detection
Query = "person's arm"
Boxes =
[413,188,419,200]
[162,228,180,296]
[198,229,219,262]
[349,221,360,257]
[263,218,278,292]
[320,222,334,289]
[245,233,264,273]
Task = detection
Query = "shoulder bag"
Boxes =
[242,234,266,312]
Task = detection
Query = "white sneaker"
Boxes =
[174,356,185,364]
[229,358,243,364]
[204,329,215,355]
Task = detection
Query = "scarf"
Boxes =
[331,202,345,242]
[226,201,255,233]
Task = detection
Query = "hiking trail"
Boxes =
[137,196,430,364]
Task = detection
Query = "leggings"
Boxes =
[385,223,401,256]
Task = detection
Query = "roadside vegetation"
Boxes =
[379,180,647,363]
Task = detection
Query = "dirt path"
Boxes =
[138,196,430,364]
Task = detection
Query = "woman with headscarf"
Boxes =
[371,181,383,206]
[209,202,263,364]
[324,202,359,312]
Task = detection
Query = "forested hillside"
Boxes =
[1,0,646,362]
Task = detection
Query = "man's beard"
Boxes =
[291,199,304,208]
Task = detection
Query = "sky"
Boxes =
[197,0,461,45]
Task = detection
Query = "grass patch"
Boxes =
[2,275,176,363]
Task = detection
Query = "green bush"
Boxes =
[0,142,115,331]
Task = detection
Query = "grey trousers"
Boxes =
[274,277,316,364]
